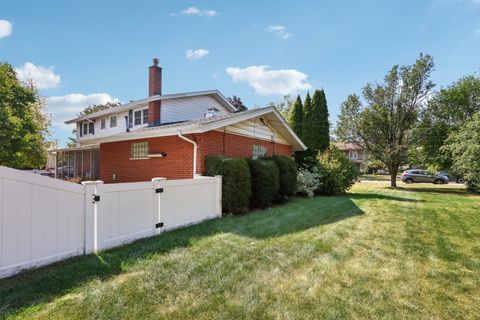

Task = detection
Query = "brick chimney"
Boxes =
[148,58,162,125]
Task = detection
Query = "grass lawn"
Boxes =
[1,183,479,319]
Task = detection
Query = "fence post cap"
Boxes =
[81,180,104,186]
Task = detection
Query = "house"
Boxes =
[334,142,367,171]
[52,59,307,183]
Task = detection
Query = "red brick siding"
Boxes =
[99,130,293,183]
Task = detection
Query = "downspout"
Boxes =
[178,131,198,179]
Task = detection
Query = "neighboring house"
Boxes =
[52,59,307,183]
[334,142,367,171]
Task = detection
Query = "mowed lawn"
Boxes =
[1,183,479,319]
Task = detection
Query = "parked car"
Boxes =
[437,171,464,184]
[401,170,449,184]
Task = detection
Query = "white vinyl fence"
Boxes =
[0,165,222,278]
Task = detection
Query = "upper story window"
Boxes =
[88,122,94,135]
[134,109,148,126]
[83,123,88,135]
[252,144,267,159]
[349,150,358,160]
[101,118,106,129]
[110,116,117,128]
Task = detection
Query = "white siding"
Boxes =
[161,96,229,124]
[221,117,290,145]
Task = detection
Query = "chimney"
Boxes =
[148,58,162,125]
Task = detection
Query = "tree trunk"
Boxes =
[389,166,398,188]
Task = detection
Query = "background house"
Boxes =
[51,59,306,183]
[334,142,367,171]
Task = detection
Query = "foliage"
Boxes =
[335,53,435,187]
[296,167,321,197]
[248,158,280,208]
[442,113,480,192]
[315,146,358,195]
[288,95,303,138]
[302,91,313,143]
[0,62,51,169]
[227,95,248,112]
[311,89,330,153]
[418,75,480,169]
[269,155,297,201]
[334,94,362,143]
[205,156,251,213]
[266,95,294,119]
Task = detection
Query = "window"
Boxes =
[88,122,94,134]
[349,150,358,160]
[83,123,88,135]
[143,109,148,124]
[252,144,267,159]
[131,142,149,159]
[101,118,106,129]
[134,110,142,125]
[110,116,117,127]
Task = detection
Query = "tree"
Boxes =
[335,94,362,143]
[227,95,248,112]
[302,91,313,145]
[312,89,330,152]
[288,95,303,138]
[442,112,480,192]
[336,54,435,187]
[0,63,51,169]
[266,95,294,119]
[418,75,480,169]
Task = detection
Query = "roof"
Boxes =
[76,107,308,151]
[334,142,363,151]
[65,90,238,124]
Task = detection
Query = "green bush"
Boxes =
[315,146,358,195]
[297,167,321,198]
[269,155,297,201]
[248,158,280,208]
[204,156,251,214]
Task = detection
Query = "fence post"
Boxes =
[82,180,104,254]
[152,177,167,235]
[215,175,222,217]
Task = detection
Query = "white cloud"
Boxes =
[172,7,218,17]
[186,49,210,60]
[15,62,61,89]
[0,19,12,38]
[267,25,291,39]
[225,65,312,95]
[47,93,120,126]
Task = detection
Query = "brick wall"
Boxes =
[99,130,293,183]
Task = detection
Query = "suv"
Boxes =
[401,170,449,184]
[437,171,464,184]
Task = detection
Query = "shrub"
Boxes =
[315,146,358,195]
[297,167,321,197]
[204,156,251,214]
[248,158,280,208]
[269,155,297,201]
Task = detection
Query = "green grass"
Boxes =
[1,183,479,319]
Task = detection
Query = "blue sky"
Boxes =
[1,0,480,146]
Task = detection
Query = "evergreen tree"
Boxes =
[288,95,303,138]
[302,92,312,144]
[315,89,330,152]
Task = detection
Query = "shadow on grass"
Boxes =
[0,194,363,318]
[350,192,426,203]
[395,187,470,196]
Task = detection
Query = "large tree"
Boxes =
[418,75,480,170]
[302,91,313,145]
[311,89,330,152]
[336,54,435,187]
[288,95,303,138]
[442,112,480,193]
[0,63,51,169]
[227,95,248,112]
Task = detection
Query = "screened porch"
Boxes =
[50,145,100,181]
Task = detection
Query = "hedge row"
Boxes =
[204,155,297,214]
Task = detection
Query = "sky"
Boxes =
[1,0,480,147]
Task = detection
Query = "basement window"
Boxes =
[252,144,267,159]
[131,141,149,159]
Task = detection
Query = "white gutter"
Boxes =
[177,131,198,179]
